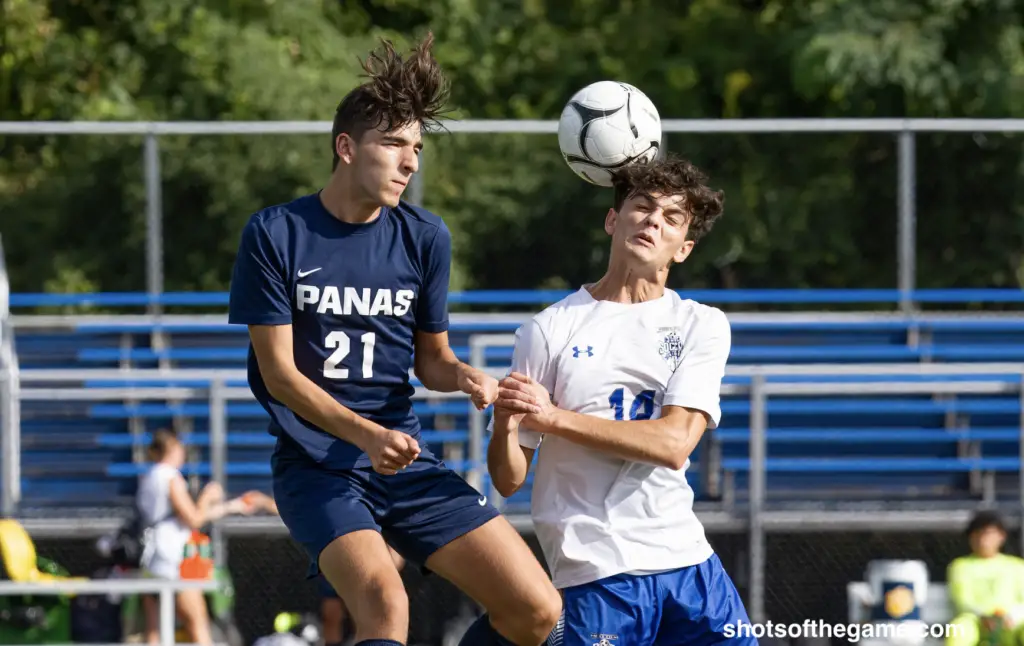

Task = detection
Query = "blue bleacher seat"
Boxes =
[11,289,1024,511]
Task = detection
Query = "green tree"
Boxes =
[3,0,1024,302]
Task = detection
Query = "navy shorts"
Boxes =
[317,575,338,599]
[271,439,500,579]
[554,553,758,646]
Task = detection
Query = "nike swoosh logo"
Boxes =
[477,497,487,506]
[297,268,322,278]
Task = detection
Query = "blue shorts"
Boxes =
[554,554,758,646]
[271,438,500,579]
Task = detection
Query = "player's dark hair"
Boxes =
[331,33,450,170]
[612,155,725,243]
[147,428,179,462]
[965,510,1005,536]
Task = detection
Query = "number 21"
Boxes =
[324,331,376,379]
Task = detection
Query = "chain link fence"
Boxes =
[32,526,1022,646]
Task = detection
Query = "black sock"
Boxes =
[458,614,516,646]
[353,641,404,646]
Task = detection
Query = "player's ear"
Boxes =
[604,208,617,236]
[673,240,695,264]
[335,133,357,166]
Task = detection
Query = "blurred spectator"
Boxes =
[136,429,251,646]
[947,511,1024,646]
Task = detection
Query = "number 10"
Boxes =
[609,387,656,421]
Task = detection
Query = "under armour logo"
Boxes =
[572,345,594,358]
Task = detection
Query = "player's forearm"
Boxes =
[413,345,464,392]
[487,416,531,497]
[200,499,244,526]
[265,369,382,448]
[538,409,698,470]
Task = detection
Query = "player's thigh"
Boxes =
[425,515,557,616]
[383,464,558,618]
[319,529,408,632]
[656,554,757,646]
[559,573,661,646]
[271,445,382,578]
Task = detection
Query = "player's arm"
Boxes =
[413,330,496,409]
[498,310,731,470]
[500,386,706,470]
[249,324,397,451]
[228,217,418,473]
[487,411,537,497]
[168,476,246,530]
[411,224,498,409]
[487,319,552,496]
[948,559,986,616]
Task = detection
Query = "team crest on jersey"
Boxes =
[657,327,684,370]
[590,633,618,646]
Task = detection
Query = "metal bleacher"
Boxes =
[4,289,1024,539]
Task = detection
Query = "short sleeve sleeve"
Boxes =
[228,217,292,326]
[487,317,556,449]
[663,309,731,430]
[416,225,451,333]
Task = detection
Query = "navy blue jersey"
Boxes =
[227,192,450,469]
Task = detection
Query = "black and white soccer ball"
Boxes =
[557,81,662,187]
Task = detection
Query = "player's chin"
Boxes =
[379,184,406,206]
[622,239,658,261]
[379,193,402,207]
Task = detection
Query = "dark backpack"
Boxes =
[97,509,169,569]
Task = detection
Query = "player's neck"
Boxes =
[588,264,668,304]
[319,175,383,225]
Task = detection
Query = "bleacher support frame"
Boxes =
[8,352,1024,623]
[0,235,20,517]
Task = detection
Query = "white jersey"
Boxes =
[136,463,190,579]
[492,286,731,589]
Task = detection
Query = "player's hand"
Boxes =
[497,372,556,428]
[365,428,421,476]
[457,366,499,410]
[224,497,252,516]
[200,481,224,504]
[491,405,527,435]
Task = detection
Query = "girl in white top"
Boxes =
[136,429,251,646]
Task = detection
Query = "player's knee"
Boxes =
[350,572,408,629]
[493,586,562,645]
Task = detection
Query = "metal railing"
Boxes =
[0,235,20,516]
[17,288,1024,311]
[9,358,1024,623]
[0,578,218,646]
[11,117,1024,313]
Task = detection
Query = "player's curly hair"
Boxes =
[331,33,451,169]
[611,155,725,242]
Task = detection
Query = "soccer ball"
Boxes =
[557,81,662,187]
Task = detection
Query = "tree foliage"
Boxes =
[3,0,1024,295]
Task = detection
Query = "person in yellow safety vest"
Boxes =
[947,511,1024,646]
